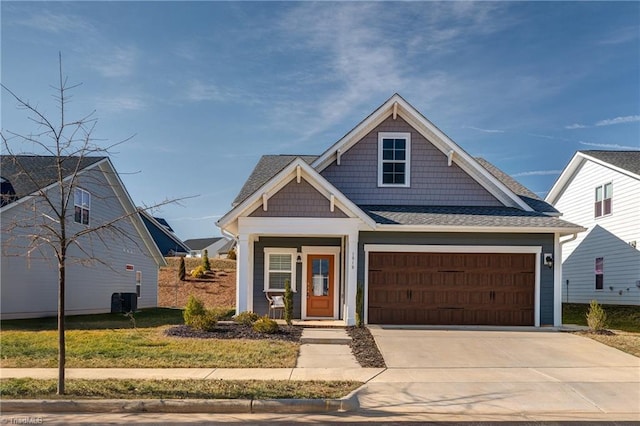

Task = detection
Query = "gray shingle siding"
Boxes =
[321,116,503,206]
[249,178,348,218]
[358,231,556,325]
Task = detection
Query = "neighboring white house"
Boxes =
[1,155,166,319]
[183,237,234,258]
[546,150,640,306]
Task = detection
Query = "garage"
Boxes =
[367,252,536,326]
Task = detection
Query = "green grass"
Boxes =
[0,309,298,368]
[563,303,640,333]
[0,378,360,400]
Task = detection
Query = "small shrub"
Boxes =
[183,295,206,327]
[253,316,279,334]
[191,265,206,278]
[234,311,260,325]
[356,284,364,327]
[189,310,218,331]
[210,307,235,321]
[284,279,293,326]
[586,300,608,331]
[178,257,186,281]
[202,249,211,271]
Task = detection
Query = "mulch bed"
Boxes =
[165,323,302,343]
[347,326,387,368]
[165,323,387,368]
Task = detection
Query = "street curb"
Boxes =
[0,394,359,414]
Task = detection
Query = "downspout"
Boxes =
[555,233,578,327]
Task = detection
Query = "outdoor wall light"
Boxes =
[296,253,302,264]
[543,253,553,268]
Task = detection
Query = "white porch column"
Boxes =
[344,231,359,326]
[553,233,562,327]
[235,234,252,315]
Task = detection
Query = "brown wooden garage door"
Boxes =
[368,252,535,326]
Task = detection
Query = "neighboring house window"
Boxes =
[74,188,90,225]
[264,248,297,292]
[378,132,411,187]
[594,183,612,218]
[595,257,604,290]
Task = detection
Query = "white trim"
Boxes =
[553,233,562,327]
[363,244,543,327]
[375,224,585,236]
[301,246,341,320]
[263,248,298,293]
[378,132,411,188]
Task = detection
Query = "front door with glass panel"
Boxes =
[306,255,334,317]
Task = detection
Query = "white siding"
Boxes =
[555,160,640,306]
[1,167,159,319]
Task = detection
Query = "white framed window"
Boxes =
[595,257,604,290]
[74,188,91,225]
[136,271,142,298]
[264,248,297,292]
[378,132,411,187]
[594,182,612,218]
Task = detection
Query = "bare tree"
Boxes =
[1,54,183,394]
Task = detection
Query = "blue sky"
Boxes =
[2,1,639,240]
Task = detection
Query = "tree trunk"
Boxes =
[57,247,66,395]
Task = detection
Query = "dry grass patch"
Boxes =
[573,331,640,358]
[0,378,361,400]
[1,327,298,368]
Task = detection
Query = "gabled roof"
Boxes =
[139,209,190,254]
[153,217,174,233]
[233,155,318,206]
[546,150,640,204]
[311,94,533,211]
[0,154,166,267]
[183,237,224,251]
[1,155,107,205]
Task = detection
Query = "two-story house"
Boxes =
[546,151,640,306]
[217,94,584,327]
[1,155,166,319]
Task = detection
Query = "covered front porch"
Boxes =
[234,217,362,326]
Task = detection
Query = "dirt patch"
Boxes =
[347,326,387,368]
[573,330,640,358]
[165,323,302,343]
[158,258,236,309]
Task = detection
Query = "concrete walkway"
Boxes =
[296,328,359,368]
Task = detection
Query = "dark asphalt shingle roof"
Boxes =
[183,237,224,251]
[474,157,558,213]
[580,150,640,176]
[359,205,582,229]
[232,155,319,205]
[1,155,107,204]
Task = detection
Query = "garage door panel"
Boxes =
[368,252,535,326]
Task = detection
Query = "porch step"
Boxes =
[300,328,352,345]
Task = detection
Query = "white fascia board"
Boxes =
[312,94,533,212]
[238,217,363,236]
[99,160,167,267]
[0,157,111,214]
[375,224,586,236]
[545,152,583,205]
[216,157,376,231]
[580,152,640,181]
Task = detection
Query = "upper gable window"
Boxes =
[594,182,612,218]
[74,188,91,225]
[378,132,411,187]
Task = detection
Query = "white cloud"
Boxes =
[465,126,505,134]
[98,95,146,112]
[511,170,562,177]
[89,46,137,78]
[16,10,93,34]
[565,123,587,130]
[595,115,640,127]
[598,27,638,45]
[579,141,640,150]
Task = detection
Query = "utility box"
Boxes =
[111,292,138,313]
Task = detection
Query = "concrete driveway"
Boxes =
[357,327,640,420]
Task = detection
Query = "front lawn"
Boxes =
[563,303,640,332]
[0,378,360,400]
[0,309,299,368]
